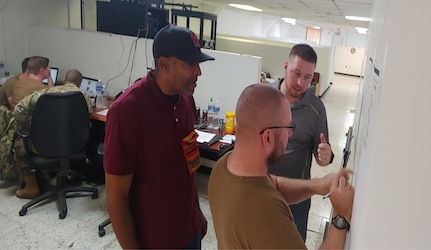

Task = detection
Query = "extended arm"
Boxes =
[105,173,139,248]
[270,168,352,205]
[47,75,55,87]
[7,96,13,110]
[320,174,354,249]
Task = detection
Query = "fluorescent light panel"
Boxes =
[229,3,262,12]
[355,27,368,34]
[345,16,370,22]
[282,17,296,25]
[313,26,320,29]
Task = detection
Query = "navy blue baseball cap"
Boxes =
[153,24,215,64]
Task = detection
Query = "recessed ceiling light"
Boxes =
[355,27,368,34]
[282,17,296,25]
[345,16,370,22]
[229,3,262,12]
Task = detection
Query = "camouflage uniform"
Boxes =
[0,105,12,138]
[13,83,93,176]
[0,105,18,180]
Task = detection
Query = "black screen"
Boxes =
[97,2,169,38]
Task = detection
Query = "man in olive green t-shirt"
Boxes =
[0,57,29,109]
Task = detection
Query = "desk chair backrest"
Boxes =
[31,91,90,158]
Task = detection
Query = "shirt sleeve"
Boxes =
[103,102,138,175]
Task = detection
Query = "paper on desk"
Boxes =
[219,134,236,144]
[196,130,217,143]
[96,109,109,116]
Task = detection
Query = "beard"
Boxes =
[288,85,306,99]
[266,150,279,166]
[266,137,287,166]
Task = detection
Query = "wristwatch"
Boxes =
[332,215,350,231]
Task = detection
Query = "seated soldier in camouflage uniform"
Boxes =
[0,57,30,181]
[0,105,18,181]
[13,69,93,199]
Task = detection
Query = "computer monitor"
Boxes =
[80,77,99,95]
[42,67,59,84]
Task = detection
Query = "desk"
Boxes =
[90,107,108,122]
[197,128,234,168]
[89,108,234,168]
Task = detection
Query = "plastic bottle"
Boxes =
[225,111,235,134]
[95,81,105,108]
[212,100,220,129]
[88,90,96,107]
[207,97,214,127]
[0,60,5,77]
[102,86,110,108]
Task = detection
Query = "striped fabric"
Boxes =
[181,130,201,175]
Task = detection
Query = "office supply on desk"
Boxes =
[96,108,109,116]
[196,130,219,146]
[42,67,58,84]
[220,134,236,144]
[80,76,99,95]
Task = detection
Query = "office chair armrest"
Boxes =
[15,129,31,154]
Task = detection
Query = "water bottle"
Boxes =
[212,100,220,129]
[102,87,110,108]
[0,60,5,77]
[88,90,96,107]
[207,97,214,127]
[95,81,105,108]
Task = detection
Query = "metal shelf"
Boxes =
[171,9,217,50]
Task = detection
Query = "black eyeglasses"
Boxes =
[259,121,296,136]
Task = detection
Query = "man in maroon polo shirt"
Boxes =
[104,24,214,248]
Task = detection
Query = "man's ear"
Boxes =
[283,60,289,70]
[158,57,170,71]
[261,129,272,145]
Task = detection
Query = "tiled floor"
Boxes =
[0,73,360,249]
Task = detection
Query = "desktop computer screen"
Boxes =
[42,67,59,84]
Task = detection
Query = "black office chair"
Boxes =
[16,91,99,219]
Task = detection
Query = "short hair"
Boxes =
[235,84,287,134]
[26,56,49,75]
[21,57,30,73]
[289,44,317,65]
[64,69,83,86]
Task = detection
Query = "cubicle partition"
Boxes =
[28,25,261,117]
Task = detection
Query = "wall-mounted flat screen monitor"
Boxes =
[42,67,59,84]
[96,2,169,38]
[80,76,99,95]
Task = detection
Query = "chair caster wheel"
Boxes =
[98,228,106,237]
[19,207,27,216]
[92,191,98,199]
[59,209,67,219]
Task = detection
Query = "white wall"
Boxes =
[0,0,366,76]
[216,35,334,96]
[334,46,365,76]
[349,0,431,248]
[0,0,81,75]
[28,25,261,116]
